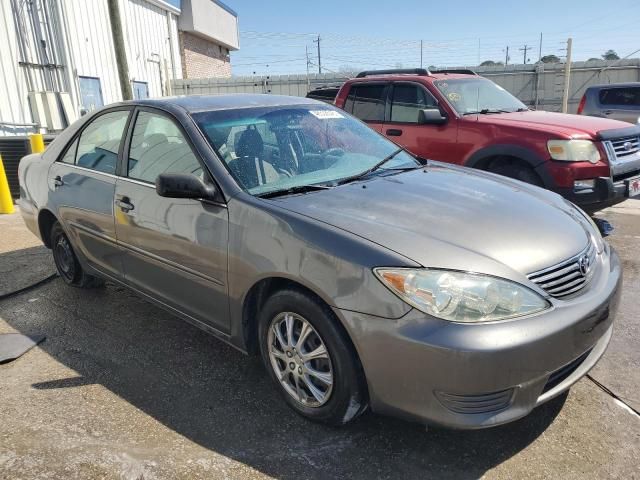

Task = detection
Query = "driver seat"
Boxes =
[230,127,280,189]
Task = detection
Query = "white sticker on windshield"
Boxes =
[310,110,344,119]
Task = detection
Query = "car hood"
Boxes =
[476,110,631,137]
[271,164,591,276]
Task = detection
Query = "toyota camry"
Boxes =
[18,95,621,428]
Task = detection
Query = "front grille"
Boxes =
[605,135,640,161]
[527,241,596,298]
[436,389,514,414]
[542,349,592,394]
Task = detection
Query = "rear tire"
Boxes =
[258,288,368,426]
[50,221,104,288]
[489,162,544,187]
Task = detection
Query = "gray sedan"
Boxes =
[18,95,621,429]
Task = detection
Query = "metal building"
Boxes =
[0,0,239,136]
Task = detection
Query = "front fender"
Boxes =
[225,195,417,348]
[464,144,554,189]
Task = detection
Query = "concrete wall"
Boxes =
[171,59,640,114]
[178,0,239,50]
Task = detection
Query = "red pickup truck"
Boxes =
[334,68,640,211]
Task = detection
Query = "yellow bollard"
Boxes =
[29,133,45,154]
[0,155,15,214]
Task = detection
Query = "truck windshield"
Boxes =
[193,105,419,196]
[434,78,527,115]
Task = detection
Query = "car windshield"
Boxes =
[192,104,419,196]
[434,78,527,115]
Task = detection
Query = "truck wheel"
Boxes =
[490,162,543,187]
[50,222,104,288]
[258,288,368,426]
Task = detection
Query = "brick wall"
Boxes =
[179,32,232,79]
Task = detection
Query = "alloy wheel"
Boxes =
[267,312,334,407]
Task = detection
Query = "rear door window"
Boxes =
[599,87,640,106]
[349,85,387,122]
[390,84,438,123]
[75,110,130,174]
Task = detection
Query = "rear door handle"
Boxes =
[603,110,613,115]
[115,197,135,213]
[53,175,63,187]
[386,128,403,136]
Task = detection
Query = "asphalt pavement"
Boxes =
[1,202,639,479]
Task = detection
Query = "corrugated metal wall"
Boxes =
[0,0,182,136]
[172,60,640,114]
[61,0,122,104]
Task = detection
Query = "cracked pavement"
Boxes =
[1,203,639,479]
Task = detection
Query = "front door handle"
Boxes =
[115,197,135,213]
[604,110,613,115]
[53,175,63,187]
[386,128,403,136]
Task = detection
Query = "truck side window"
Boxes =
[391,84,438,123]
[350,85,386,122]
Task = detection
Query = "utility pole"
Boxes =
[538,33,543,62]
[305,45,310,91]
[561,37,573,113]
[504,46,509,66]
[107,0,132,100]
[420,40,423,68]
[519,44,530,64]
[314,35,321,74]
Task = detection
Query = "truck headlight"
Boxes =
[547,139,600,164]
[375,268,550,323]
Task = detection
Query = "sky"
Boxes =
[227,0,640,76]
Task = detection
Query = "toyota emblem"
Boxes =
[578,255,591,276]
[623,141,632,151]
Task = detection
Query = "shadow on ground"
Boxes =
[0,248,567,479]
[0,245,55,296]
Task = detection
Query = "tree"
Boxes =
[587,57,601,61]
[480,60,504,66]
[540,54,561,64]
[602,49,619,60]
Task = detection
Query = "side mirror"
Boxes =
[156,173,217,201]
[418,109,447,125]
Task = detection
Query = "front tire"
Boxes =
[490,162,544,187]
[258,288,368,426]
[50,221,104,288]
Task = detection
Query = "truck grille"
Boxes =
[604,135,640,161]
[527,241,597,298]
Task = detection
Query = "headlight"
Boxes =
[375,268,550,323]
[547,139,600,164]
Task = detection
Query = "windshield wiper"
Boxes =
[257,183,333,199]
[463,108,514,115]
[337,147,405,185]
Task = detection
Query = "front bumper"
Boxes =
[336,247,622,429]
[556,176,635,211]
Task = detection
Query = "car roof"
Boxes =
[123,94,323,113]
[346,73,478,83]
[586,82,640,90]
